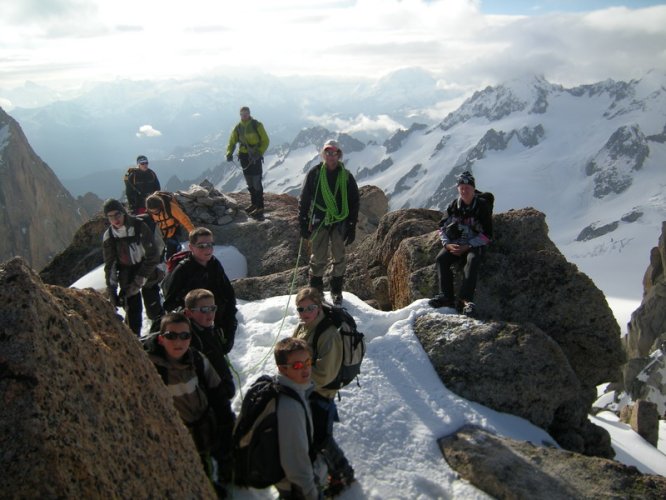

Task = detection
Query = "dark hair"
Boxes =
[102,198,126,215]
[274,337,311,366]
[145,194,166,212]
[295,287,323,308]
[184,288,215,309]
[159,312,191,335]
[189,227,213,244]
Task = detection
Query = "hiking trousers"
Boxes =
[310,394,352,479]
[240,152,264,209]
[435,246,483,302]
[309,224,346,278]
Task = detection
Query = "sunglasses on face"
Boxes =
[139,161,149,165]
[281,358,312,370]
[161,331,192,341]
[189,305,218,313]
[193,242,214,249]
[296,304,319,314]
[324,150,339,157]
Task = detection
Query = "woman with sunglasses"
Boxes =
[144,312,232,495]
[292,287,355,496]
[162,227,238,354]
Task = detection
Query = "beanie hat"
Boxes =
[456,171,475,187]
[240,106,250,114]
[103,198,126,215]
[322,139,343,159]
[136,155,148,164]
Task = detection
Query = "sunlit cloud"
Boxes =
[136,125,162,138]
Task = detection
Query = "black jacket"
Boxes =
[161,255,238,351]
[191,321,236,399]
[124,167,160,212]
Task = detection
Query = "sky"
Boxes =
[2,0,665,95]
[71,244,666,499]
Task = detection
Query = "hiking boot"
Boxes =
[309,275,324,293]
[331,293,343,307]
[249,207,264,218]
[461,301,476,317]
[429,294,455,309]
[245,203,257,213]
[325,467,355,497]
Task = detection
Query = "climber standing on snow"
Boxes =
[298,140,359,306]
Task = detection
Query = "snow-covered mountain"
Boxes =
[196,71,666,308]
[8,68,451,196]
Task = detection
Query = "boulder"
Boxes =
[629,400,660,447]
[439,426,666,500]
[383,208,624,398]
[625,221,666,359]
[414,314,612,456]
[0,258,214,498]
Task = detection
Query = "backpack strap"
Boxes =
[311,315,335,368]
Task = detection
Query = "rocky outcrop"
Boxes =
[439,426,666,500]
[0,107,84,270]
[0,258,214,498]
[416,314,612,456]
[619,222,666,414]
[383,208,624,395]
[40,185,389,288]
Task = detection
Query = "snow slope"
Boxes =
[72,245,666,499]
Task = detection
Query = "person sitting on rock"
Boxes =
[146,192,194,259]
[143,312,232,496]
[102,198,164,335]
[162,227,238,353]
[429,171,493,317]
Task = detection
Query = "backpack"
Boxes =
[166,249,191,273]
[152,191,175,218]
[313,303,366,390]
[233,375,312,489]
[475,190,495,214]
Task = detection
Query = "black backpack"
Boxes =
[233,375,312,489]
[475,190,495,214]
[313,303,366,390]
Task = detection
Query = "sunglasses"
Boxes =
[324,150,339,157]
[189,305,218,313]
[139,161,149,165]
[193,242,214,249]
[161,331,192,341]
[281,358,312,370]
[296,304,319,314]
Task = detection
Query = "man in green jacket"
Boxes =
[226,106,270,217]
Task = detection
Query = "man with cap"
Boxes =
[226,107,270,218]
[102,198,164,335]
[429,171,493,316]
[124,155,161,215]
[298,139,359,306]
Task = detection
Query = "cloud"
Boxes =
[310,113,406,135]
[136,125,162,138]
[0,0,664,92]
[0,97,14,111]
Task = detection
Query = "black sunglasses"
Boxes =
[161,331,192,341]
[193,242,214,249]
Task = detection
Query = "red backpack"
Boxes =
[166,249,190,273]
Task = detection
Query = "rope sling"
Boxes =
[315,162,349,226]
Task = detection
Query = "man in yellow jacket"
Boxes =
[226,106,270,218]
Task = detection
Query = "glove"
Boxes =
[134,276,148,288]
[343,221,356,246]
[107,286,120,307]
[123,280,142,298]
[226,154,233,162]
[300,224,311,240]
